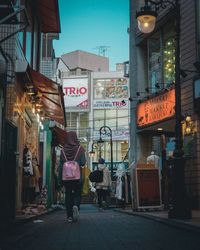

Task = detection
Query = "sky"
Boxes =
[53,0,129,71]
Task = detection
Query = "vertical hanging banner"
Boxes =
[63,77,88,109]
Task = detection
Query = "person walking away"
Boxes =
[60,131,86,223]
[95,158,112,211]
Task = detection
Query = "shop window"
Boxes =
[93,110,104,130]
[93,78,128,100]
[146,20,175,90]
[163,22,175,85]
[117,109,129,129]
[121,141,129,161]
[105,109,117,130]
[79,113,89,138]
[65,112,78,130]
[148,32,161,92]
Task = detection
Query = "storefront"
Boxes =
[90,72,129,166]
[136,88,176,207]
[14,65,65,214]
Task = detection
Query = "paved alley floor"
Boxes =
[1,204,200,250]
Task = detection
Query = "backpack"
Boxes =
[89,169,103,183]
[61,146,81,181]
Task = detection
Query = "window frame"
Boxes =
[196,0,200,60]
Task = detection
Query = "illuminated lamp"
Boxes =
[136,5,157,34]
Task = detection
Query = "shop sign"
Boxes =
[93,99,128,109]
[137,89,175,127]
[63,77,88,109]
[136,168,161,208]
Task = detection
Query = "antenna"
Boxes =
[93,46,110,56]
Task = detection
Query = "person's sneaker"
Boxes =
[67,217,73,223]
[102,201,107,209]
[73,205,79,222]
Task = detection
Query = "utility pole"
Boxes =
[93,46,110,57]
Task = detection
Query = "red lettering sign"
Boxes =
[63,87,87,95]
[137,89,175,127]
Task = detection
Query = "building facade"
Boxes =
[0,0,64,230]
[57,50,130,170]
[129,0,200,209]
[89,71,129,172]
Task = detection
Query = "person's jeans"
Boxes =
[64,180,81,218]
[96,189,108,208]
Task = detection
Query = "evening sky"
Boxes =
[53,0,129,71]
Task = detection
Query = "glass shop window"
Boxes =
[163,22,176,86]
[117,109,128,128]
[94,80,105,99]
[148,32,161,92]
[93,78,128,100]
[105,109,117,130]
[93,110,104,130]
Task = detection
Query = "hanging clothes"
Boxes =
[23,146,33,176]
[115,174,123,200]
[115,164,126,201]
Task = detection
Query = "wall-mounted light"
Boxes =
[136,4,157,33]
[182,115,196,136]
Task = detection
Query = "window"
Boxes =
[93,78,128,100]
[196,0,200,60]
[117,109,128,128]
[33,18,39,69]
[25,28,31,64]
[94,110,104,130]
[42,35,53,58]
[148,32,161,92]
[194,78,200,114]
[163,22,175,85]
[147,20,175,90]
[93,108,129,162]
[105,109,117,130]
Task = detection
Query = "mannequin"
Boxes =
[146,151,160,168]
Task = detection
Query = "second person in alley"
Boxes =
[60,131,86,223]
[95,158,112,211]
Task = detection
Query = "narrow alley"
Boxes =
[1,205,200,250]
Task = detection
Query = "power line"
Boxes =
[92,45,110,56]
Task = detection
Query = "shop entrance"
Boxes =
[3,120,17,223]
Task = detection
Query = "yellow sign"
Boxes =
[137,89,175,127]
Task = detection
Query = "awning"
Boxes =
[37,0,61,33]
[27,67,66,127]
[51,126,67,147]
